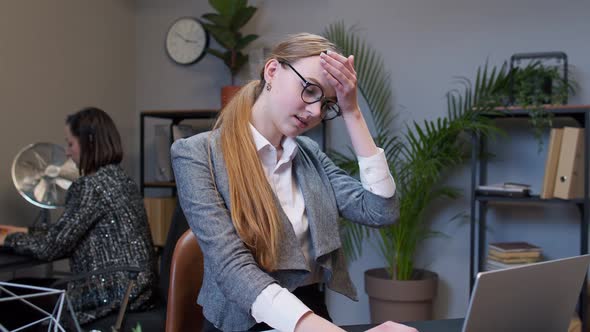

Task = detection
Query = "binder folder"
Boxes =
[541,128,564,199]
[554,127,584,199]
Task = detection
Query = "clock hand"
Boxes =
[174,31,189,42]
[173,32,200,44]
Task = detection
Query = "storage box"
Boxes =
[144,197,177,246]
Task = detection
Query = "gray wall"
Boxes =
[0,1,136,228]
[141,0,589,325]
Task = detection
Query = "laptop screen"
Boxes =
[462,255,590,332]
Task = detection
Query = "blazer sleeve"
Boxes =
[170,135,277,313]
[5,180,104,261]
[305,137,400,227]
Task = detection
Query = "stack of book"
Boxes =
[486,241,543,271]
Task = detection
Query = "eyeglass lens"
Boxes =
[322,100,340,120]
[301,84,323,104]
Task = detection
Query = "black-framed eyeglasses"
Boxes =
[279,61,341,121]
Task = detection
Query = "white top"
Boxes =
[249,124,396,332]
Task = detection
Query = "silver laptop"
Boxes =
[462,254,590,332]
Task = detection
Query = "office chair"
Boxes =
[165,229,204,332]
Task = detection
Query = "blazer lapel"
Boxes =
[293,146,341,260]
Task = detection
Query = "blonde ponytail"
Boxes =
[212,81,282,271]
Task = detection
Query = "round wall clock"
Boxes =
[165,17,209,65]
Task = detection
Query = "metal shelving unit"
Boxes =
[469,104,590,329]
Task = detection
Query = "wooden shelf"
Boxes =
[144,181,176,188]
[141,109,219,120]
[475,194,584,204]
[483,104,590,119]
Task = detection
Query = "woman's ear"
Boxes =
[263,59,280,83]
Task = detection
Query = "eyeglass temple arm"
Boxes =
[278,61,309,85]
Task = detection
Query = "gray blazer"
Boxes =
[171,130,399,331]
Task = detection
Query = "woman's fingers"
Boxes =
[320,57,357,96]
[325,50,356,74]
[321,51,356,84]
[320,50,360,113]
[0,225,27,234]
[321,62,347,91]
[322,68,343,91]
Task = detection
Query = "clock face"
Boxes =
[166,17,209,65]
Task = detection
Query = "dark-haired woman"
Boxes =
[0,107,156,327]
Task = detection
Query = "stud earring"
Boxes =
[266,83,272,91]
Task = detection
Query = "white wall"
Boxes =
[136,0,590,324]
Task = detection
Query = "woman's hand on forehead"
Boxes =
[320,50,359,115]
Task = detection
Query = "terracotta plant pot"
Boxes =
[221,85,242,108]
[365,268,438,324]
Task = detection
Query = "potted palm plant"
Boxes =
[323,22,508,323]
[201,0,258,106]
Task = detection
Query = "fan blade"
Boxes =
[19,160,45,175]
[31,150,48,170]
[54,177,73,190]
[19,174,42,192]
[33,179,48,203]
[58,159,79,181]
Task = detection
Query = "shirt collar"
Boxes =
[249,123,298,163]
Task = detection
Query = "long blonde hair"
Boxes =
[212,33,338,271]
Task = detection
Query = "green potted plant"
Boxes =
[505,60,577,151]
[201,0,259,106]
[323,22,507,323]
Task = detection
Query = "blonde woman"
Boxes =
[172,33,413,332]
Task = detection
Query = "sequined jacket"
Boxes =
[6,164,157,324]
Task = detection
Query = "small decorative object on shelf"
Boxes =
[507,52,577,151]
[476,182,531,197]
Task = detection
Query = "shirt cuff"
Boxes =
[251,283,312,332]
[358,148,396,198]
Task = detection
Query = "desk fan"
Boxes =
[12,143,78,216]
